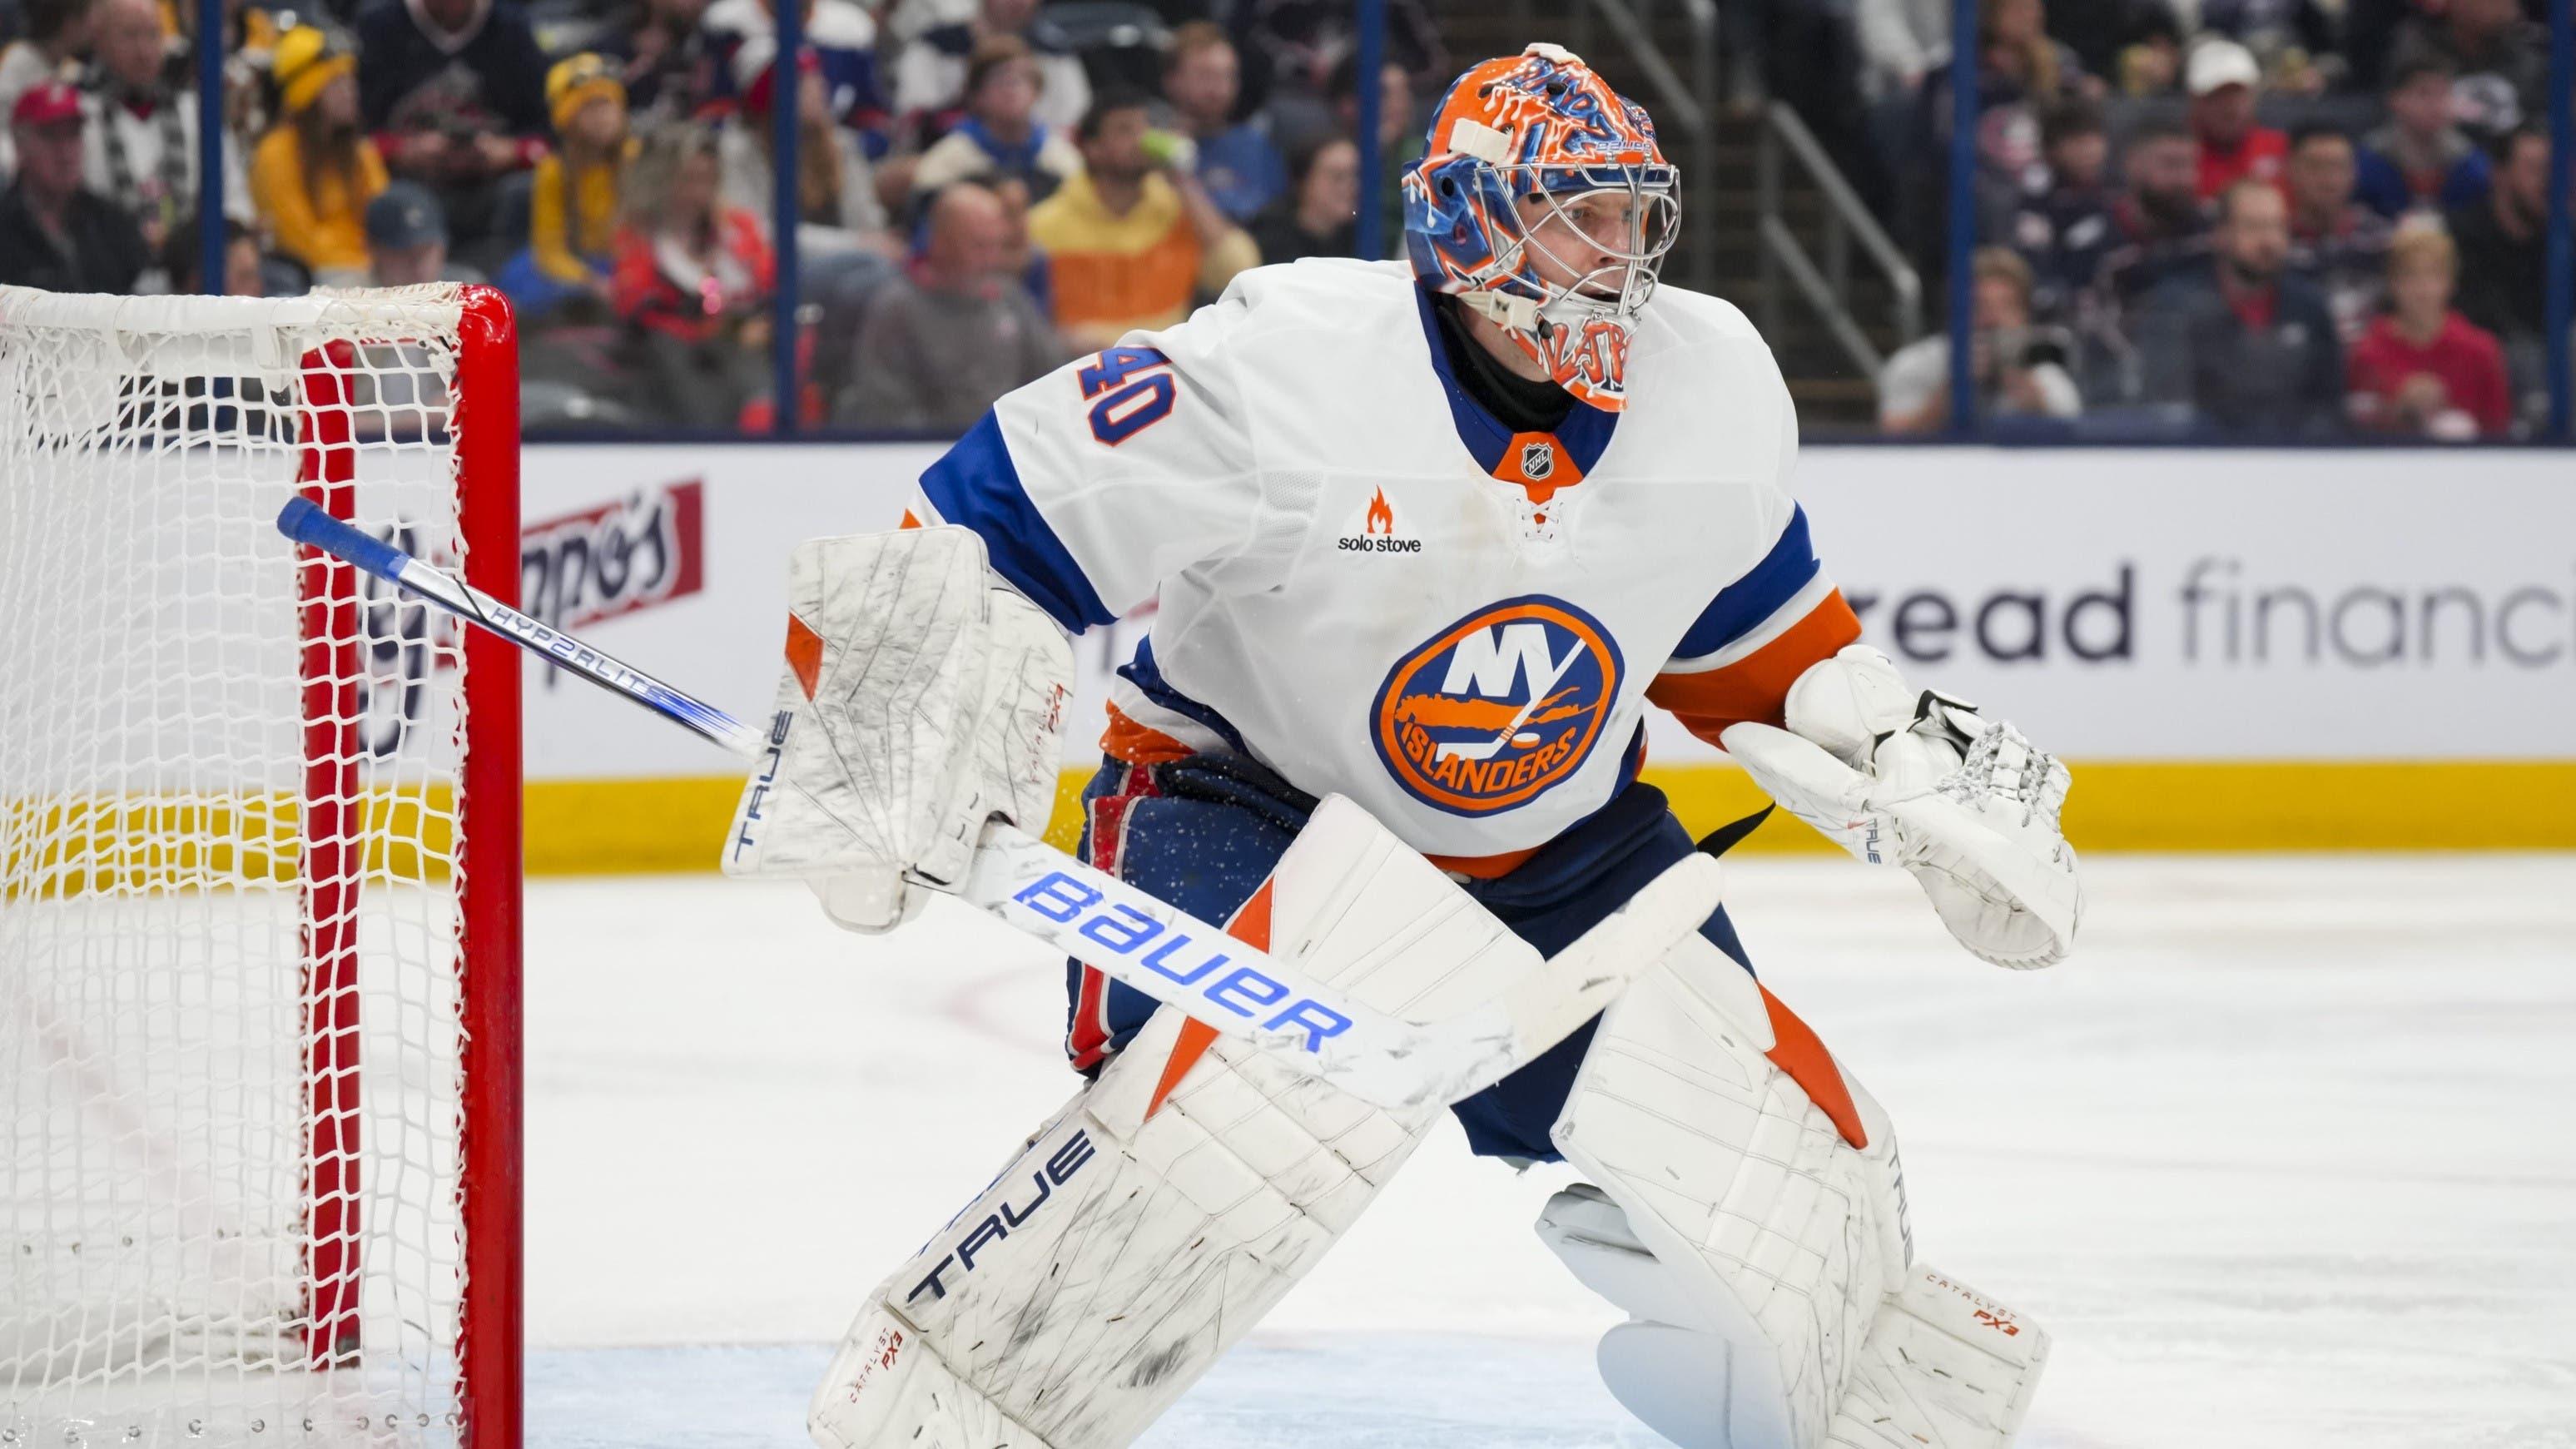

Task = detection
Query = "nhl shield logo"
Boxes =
[1370,595,1624,816]
[1519,439,1556,480]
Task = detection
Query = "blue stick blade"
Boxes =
[275,496,409,580]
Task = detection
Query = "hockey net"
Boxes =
[0,285,521,1448]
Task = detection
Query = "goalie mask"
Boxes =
[1402,44,1680,411]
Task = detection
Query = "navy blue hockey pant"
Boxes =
[1061,751,1755,1162]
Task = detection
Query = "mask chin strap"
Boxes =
[1459,288,1546,335]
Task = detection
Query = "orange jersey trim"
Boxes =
[1646,590,1863,747]
[1100,703,1199,766]
[1425,844,1544,880]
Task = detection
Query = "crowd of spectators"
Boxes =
[0,0,1442,431]
[0,0,2559,441]
[1856,0,2570,439]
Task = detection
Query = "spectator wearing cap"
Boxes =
[2448,123,2565,419]
[1162,23,1287,227]
[611,123,779,430]
[2345,225,2510,439]
[2283,126,2393,342]
[1248,133,1357,265]
[2135,177,2342,435]
[0,81,149,290]
[365,181,469,286]
[705,0,885,136]
[78,0,249,273]
[2006,97,2112,320]
[495,55,633,317]
[1879,246,2080,433]
[1027,92,1259,352]
[906,34,1078,206]
[890,0,1088,142]
[2192,0,2343,95]
[251,27,388,284]
[838,181,1059,431]
[355,0,549,261]
[2385,0,2548,141]
[2354,57,2492,219]
[2186,37,2286,203]
[0,0,95,134]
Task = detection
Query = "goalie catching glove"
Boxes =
[723,526,1072,932]
[1724,645,2082,969]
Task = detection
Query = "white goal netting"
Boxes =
[0,286,516,1449]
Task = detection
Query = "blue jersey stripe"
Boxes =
[918,410,1117,632]
[1119,637,1252,755]
[1671,505,1824,662]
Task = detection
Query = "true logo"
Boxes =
[1371,596,1624,816]
[1520,439,1556,480]
[1338,486,1423,555]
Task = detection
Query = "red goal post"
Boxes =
[1,284,522,1449]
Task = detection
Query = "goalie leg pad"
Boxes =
[807,1010,1433,1449]
[816,793,1586,1449]
[1825,1266,2051,1447]
[1546,935,1915,1448]
[808,1303,1055,1449]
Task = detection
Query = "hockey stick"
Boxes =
[275,499,1721,1111]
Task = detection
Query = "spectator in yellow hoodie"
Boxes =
[1027,90,1256,351]
[498,53,633,318]
[249,27,385,283]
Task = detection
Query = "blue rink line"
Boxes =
[526,1335,1667,1448]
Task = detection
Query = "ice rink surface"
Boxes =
[521,854,2576,1449]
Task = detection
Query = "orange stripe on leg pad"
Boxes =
[1145,879,1275,1119]
[1759,984,1868,1149]
[784,613,824,700]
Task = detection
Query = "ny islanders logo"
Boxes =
[1372,596,1623,816]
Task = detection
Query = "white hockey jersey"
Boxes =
[906,259,1860,869]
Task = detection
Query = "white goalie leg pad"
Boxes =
[812,798,1581,1449]
[809,1302,1055,1449]
[1824,1265,2049,1447]
[1539,1188,2048,1448]
[1544,934,1922,1447]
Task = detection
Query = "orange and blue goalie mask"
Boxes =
[1403,45,1680,411]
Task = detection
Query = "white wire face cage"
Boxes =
[1496,163,1683,325]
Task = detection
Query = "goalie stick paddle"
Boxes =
[275,498,1723,1110]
